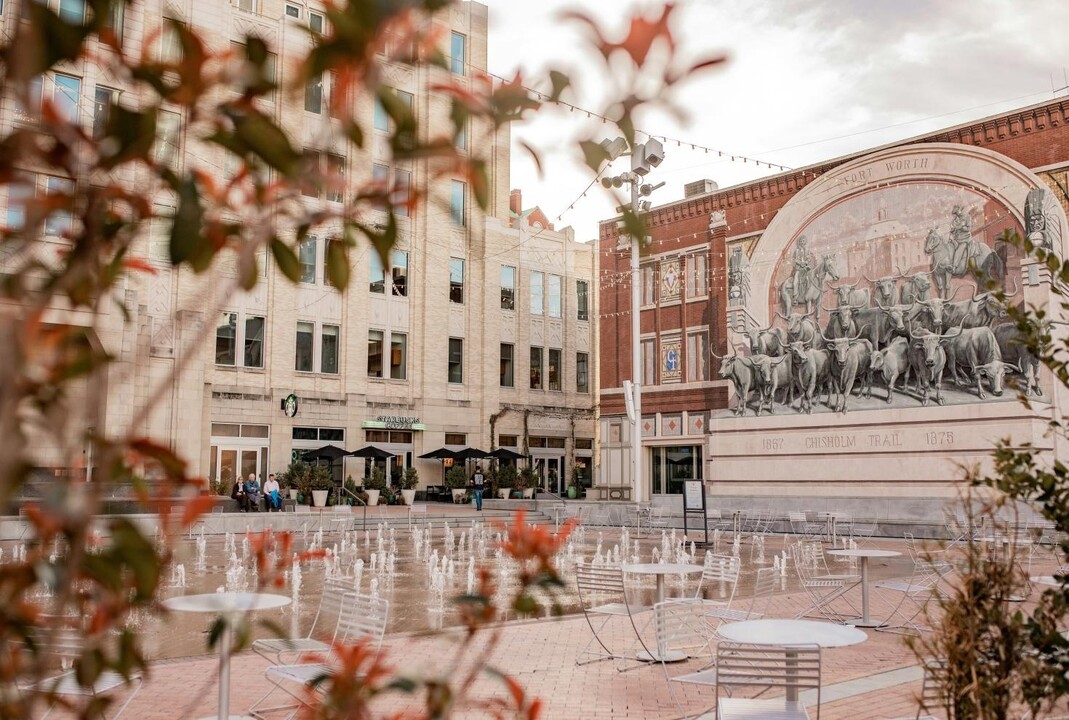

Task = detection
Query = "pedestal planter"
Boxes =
[311,490,328,507]
[401,489,416,506]
[452,488,469,503]
[366,489,380,506]
[498,488,511,500]
[288,488,298,500]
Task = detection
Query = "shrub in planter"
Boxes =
[445,465,468,490]
[366,467,388,491]
[496,464,517,498]
[517,466,537,490]
[401,467,419,490]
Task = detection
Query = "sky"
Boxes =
[480,0,1069,241]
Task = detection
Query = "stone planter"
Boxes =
[451,488,468,503]
[311,490,329,507]
[366,489,380,506]
[498,488,511,500]
[401,488,416,506]
[288,488,298,500]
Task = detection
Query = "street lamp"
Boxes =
[600,137,664,504]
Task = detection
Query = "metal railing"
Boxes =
[338,485,368,532]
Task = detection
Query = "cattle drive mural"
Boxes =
[718,181,1039,417]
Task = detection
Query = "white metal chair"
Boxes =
[252,578,354,665]
[705,566,776,628]
[694,554,741,606]
[24,627,143,719]
[789,511,825,541]
[656,599,720,719]
[408,503,428,528]
[249,592,389,720]
[574,563,652,670]
[876,535,952,635]
[650,506,671,531]
[790,541,860,622]
[716,641,822,720]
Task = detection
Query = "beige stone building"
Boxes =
[0,0,595,495]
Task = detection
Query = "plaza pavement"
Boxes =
[68,516,1069,719]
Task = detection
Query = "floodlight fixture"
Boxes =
[599,136,629,162]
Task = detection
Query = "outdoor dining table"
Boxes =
[826,547,901,627]
[622,562,704,662]
[163,591,291,720]
[718,618,867,701]
[1031,575,1061,587]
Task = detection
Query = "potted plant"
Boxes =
[400,467,419,505]
[365,466,387,506]
[517,466,537,499]
[445,465,469,504]
[496,464,517,499]
[309,464,333,507]
[568,466,582,499]
[281,460,312,503]
[344,475,360,505]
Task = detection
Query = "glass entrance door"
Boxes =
[534,456,564,494]
[211,445,269,489]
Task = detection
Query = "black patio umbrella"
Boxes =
[487,447,526,461]
[454,447,491,460]
[301,444,349,461]
[348,445,395,459]
[418,448,460,460]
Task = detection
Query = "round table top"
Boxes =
[163,592,291,614]
[622,563,704,575]
[718,619,867,648]
[826,548,901,559]
[1030,575,1061,587]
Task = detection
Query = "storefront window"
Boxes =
[651,445,701,495]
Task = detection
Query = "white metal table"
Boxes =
[163,592,290,720]
[718,618,867,701]
[1030,575,1061,587]
[826,547,901,627]
[623,562,704,662]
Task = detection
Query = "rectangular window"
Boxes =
[285,3,300,18]
[450,180,465,226]
[450,32,465,75]
[449,257,464,304]
[58,0,85,24]
[548,348,561,391]
[369,251,384,293]
[295,321,314,372]
[298,236,317,283]
[323,238,341,288]
[530,347,543,390]
[391,249,408,296]
[530,271,544,315]
[244,315,264,368]
[444,432,466,446]
[577,352,589,393]
[155,110,181,169]
[500,343,514,387]
[393,168,411,216]
[687,331,709,382]
[5,174,34,230]
[500,266,516,310]
[455,121,467,151]
[216,312,237,365]
[641,265,656,305]
[326,153,344,202]
[305,75,323,114]
[43,176,74,237]
[499,434,518,447]
[237,0,256,12]
[373,98,388,131]
[103,0,124,38]
[367,330,384,378]
[448,338,463,384]
[92,86,117,139]
[300,150,321,197]
[686,253,707,298]
[641,339,655,385]
[309,10,325,34]
[321,325,339,374]
[576,280,589,321]
[547,274,562,318]
[390,332,407,380]
[53,74,81,124]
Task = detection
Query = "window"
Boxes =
[295,321,314,372]
[500,266,516,310]
[92,86,117,139]
[368,330,384,378]
[237,0,257,12]
[530,347,543,390]
[322,238,342,288]
[58,0,85,24]
[448,338,463,384]
[641,265,656,305]
[686,253,708,298]
[285,3,300,18]
[53,74,81,124]
[216,312,237,365]
[390,332,407,379]
[305,74,323,113]
[301,150,321,197]
[103,0,124,38]
[298,236,316,283]
[500,343,514,387]
[641,339,655,385]
[373,89,413,132]
[14,76,42,123]
[369,252,384,293]
[325,154,344,202]
[450,32,465,75]
[548,348,561,391]
[321,325,339,374]
[530,271,544,315]
[576,280,589,321]
[450,180,466,226]
[455,120,467,151]
[391,249,408,297]
[371,163,410,215]
[686,331,709,382]
[499,434,518,447]
[449,257,464,304]
[43,176,73,237]
[159,20,183,64]
[309,10,324,34]
[155,110,181,169]
[577,352,589,393]
[547,274,562,318]
[651,446,702,495]
[5,174,33,230]
[445,432,466,446]
[244,316,264,368]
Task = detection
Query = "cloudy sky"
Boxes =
[480,0,1069,241]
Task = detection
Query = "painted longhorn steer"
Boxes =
[830,279,870,308]
[869,336,911,402]
[744,326,788,357]
[909,285,964,332]
[777,311,822,348]
[993,324,1043,397]
[820,329,873,414]
[788,341,832,414]
[715,350,755,416]
[900,273,933,304]
[942,278,1014,331]
[906,324,961,406]
[864,271,905,309]
[742,353,794,416]
[943,326,1018,399]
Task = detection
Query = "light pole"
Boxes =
[600,138,664,503]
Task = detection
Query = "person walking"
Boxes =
[472,465,485,511]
